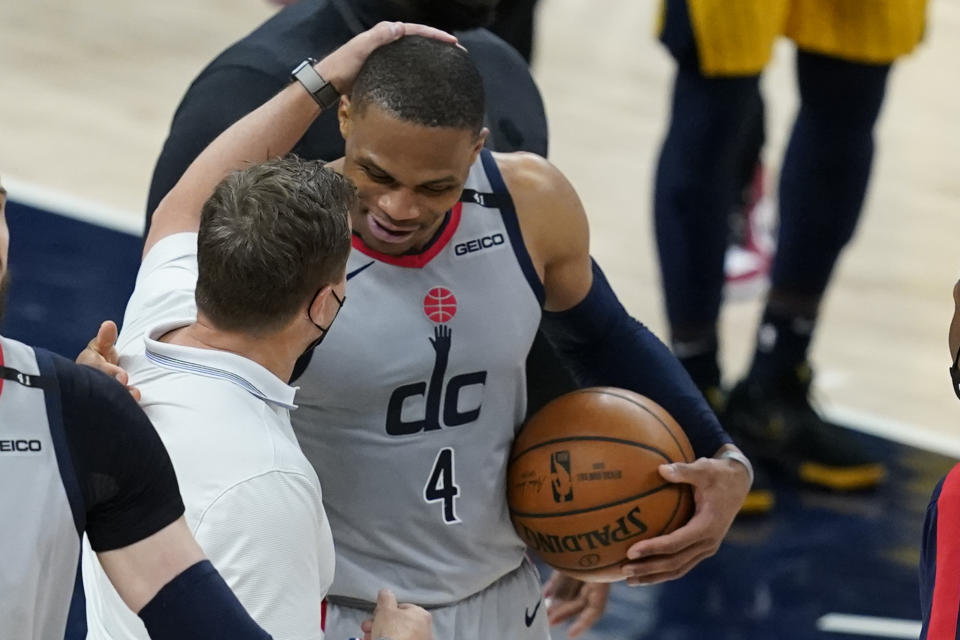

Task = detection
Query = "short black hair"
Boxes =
[351,36,485,133]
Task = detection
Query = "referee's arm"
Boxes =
[57,355,271,639]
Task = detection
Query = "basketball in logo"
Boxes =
[423,287,458,323]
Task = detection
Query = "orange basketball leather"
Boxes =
[508,387,695,582]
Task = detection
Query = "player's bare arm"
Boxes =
[144,21,458,257]
[500,152,751,586]
[96,516,205,613]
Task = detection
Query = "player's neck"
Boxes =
[161,318,299,384]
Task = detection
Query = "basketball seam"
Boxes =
[577,388,694,462]
[655,485,689,536]
[508,481,678,518]
[509,435,674,464]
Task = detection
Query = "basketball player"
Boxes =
[0,181,273,639]
[654,0,928,503]
[84,32,752,639]
[919,279,960,640]
[284,36,751,638]
[79,23,445,640]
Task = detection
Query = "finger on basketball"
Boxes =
[625,549,712,586]
[621,541,710,578]
[626,509,708,559]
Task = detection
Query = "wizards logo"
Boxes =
[385,287,488,436]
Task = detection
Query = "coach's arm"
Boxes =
[142,21,458,258]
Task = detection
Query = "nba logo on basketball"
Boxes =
[550,451,574,503]
[423,287,457,323]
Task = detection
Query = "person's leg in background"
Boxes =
[654,0,775,402]
[725,50,892,490]
[654,0,777,512]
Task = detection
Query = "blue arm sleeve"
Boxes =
[540,259,732,458]
[139,560,272,639]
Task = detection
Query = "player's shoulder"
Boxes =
[493,152,583,221]
[492,151,588,269]
[493,151,565,196]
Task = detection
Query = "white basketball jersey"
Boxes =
[0,336,84,640]
[293,150,544,605]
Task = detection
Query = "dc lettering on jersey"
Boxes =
[385,325,487,436]
[385,289,488,436]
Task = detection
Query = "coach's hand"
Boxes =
[361,589,432,640]
[316,21,458,97]
[544,572,609,638]
[620,449,750,585]
[77,320,141,402]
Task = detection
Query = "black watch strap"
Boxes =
[290,58,341,111]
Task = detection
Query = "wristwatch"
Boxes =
[290,58,341,111]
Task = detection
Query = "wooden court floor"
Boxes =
[2,0,960,455]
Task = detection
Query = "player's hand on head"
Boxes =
[543,572,610,638]
[361,589,432,640]
[316,22,458,96]
[620,452,751,586]
[76,320,141,402]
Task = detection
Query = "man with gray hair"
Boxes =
[80,22,449,640]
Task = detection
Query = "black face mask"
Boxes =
[351,0,498,32]
[950,345,960,401]
[303,288,346,356]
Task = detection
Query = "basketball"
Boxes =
[507,387,695,582]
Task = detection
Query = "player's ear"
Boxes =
[337,95,353,140]
[469,127,489,164]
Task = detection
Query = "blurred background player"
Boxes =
[0,178,272,640]
[653,0,928,507]
[919,278,960,640]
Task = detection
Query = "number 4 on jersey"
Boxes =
[424,447,461,524]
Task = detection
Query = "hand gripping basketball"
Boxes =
[619,447,751,585]
[507,387,696,582]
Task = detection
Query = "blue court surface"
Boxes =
[4,198,953,640]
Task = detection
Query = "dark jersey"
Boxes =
[0,335,183,639]
[920,464,960,640]
[145,0,548,221]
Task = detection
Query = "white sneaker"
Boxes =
[724,165,776,301]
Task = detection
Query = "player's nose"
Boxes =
[377,188,421,224]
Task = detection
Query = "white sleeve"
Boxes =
[117,233,200,354]
[192,471,331,640]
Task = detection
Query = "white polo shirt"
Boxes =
[82,233,335,640]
